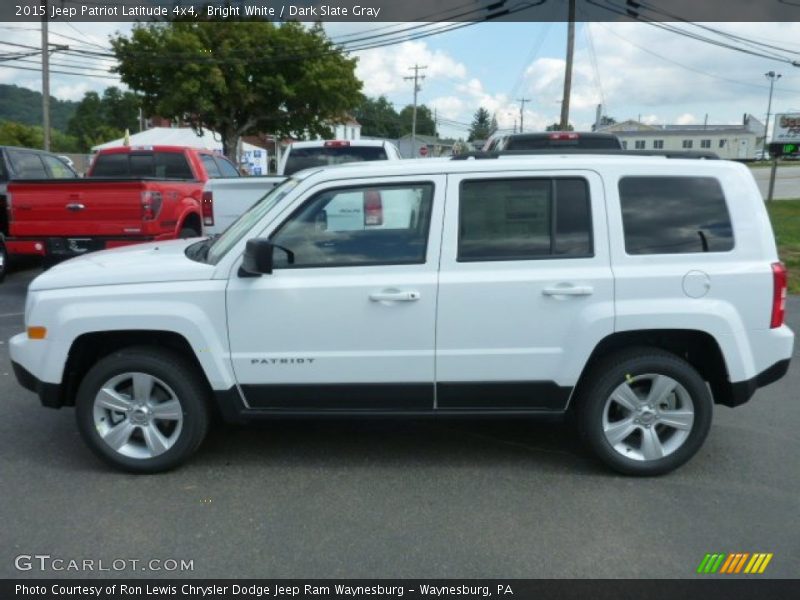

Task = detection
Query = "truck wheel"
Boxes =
[0,241,7,282]
[75,347,210,473]
[179,227,200,239]
[575,348,712,476]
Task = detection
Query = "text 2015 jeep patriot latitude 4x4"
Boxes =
[9,154,794,475]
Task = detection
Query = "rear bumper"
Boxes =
[728,358,791,407]
[11,360,63,409]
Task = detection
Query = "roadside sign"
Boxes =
[419,146,428,156]
[772,113,800,143]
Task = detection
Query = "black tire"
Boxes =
[0,240,7,282]
[179,227,200,239]
[75,347,210,473]
[575,347,712,476]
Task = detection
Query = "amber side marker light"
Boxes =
[27,326,47,340]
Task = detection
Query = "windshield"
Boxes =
[206,178,300,264]
[284,146,387,175]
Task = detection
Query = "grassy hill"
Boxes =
[0,84,78,131]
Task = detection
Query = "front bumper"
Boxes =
[11,360,63,408]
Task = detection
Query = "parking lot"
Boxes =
[1,264,798,579]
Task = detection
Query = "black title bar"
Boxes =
[3,1,800,23]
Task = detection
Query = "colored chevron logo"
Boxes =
[697,553,774,574]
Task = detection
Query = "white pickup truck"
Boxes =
[203,139,402,235]
[10,153,794,475]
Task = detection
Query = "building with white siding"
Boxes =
[597,114,764,160]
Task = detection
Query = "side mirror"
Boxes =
[239,239,294,277]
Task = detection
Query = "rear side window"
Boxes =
[458,178,592,261]
[214,156,240,177]
[284,146,388,175]
[200,154,222,178]
[618,176,734,255]
[7,150,48,178]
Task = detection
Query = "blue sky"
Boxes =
[3,20,800,140]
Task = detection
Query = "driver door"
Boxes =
[225,175,445,411]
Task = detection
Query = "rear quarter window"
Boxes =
[618,176,734,255]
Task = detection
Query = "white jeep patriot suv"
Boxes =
[9,154,794,475]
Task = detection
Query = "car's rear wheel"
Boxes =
[576,348,712,476]
[75,347,209,473]
[179,227,200,239]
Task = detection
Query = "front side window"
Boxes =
[42,155,76,178]
[270,183,434,268]
[458,178,592,261]
[619,176,733,255]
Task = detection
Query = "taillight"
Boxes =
[202,190,214,226]
[549,132,579,140]
[324,140,350,148]
[771,262,788,328]
[141,191,162,221]
[364,190,383,226]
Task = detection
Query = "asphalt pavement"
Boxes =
[1,265,798,579]
[751,164,800,200]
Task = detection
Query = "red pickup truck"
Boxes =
[3,145,239,263]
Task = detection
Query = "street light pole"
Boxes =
[763,70,781,157]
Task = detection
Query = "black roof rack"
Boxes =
[451,149,719,160]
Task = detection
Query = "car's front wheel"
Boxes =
[576,348,713,476]
[75,347,210,473]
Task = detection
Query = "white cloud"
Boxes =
[353,40,467,97]
[676,113,699,125]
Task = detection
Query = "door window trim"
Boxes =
[455,176,595,263]
[267,180,437,270]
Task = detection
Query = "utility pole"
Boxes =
[404,64,427,157]
[41,0,50,151]
[560,0,576,130]
[517,97,530,132]
[763,70,781,158]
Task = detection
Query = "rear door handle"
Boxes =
[65,203,85,212]
[369,289,421,302]
[542,285,594,296]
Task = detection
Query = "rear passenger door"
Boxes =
[435,171,614,411]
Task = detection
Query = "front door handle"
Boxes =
[369,289,421,302]
[542,285,594,296]
[66,203,85,212]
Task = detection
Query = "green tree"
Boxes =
[399,104,437,137]
[592,115,617,131]
[353,96,401,138]
[468,107,493,141]
[67,87,141,151]
[545,122,575,131]
[0,121,79,152]
[111,20,362,160]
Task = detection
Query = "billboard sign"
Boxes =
[772,113,800,142]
